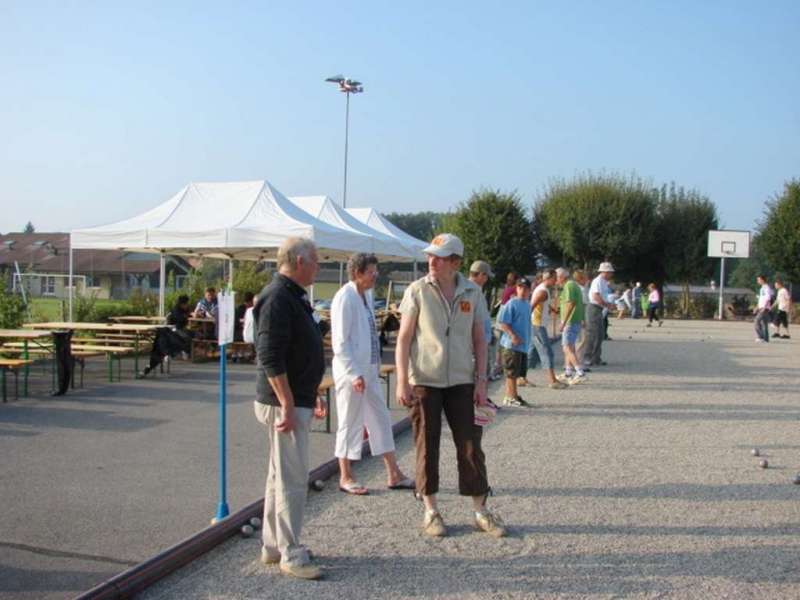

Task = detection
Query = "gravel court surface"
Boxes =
[0,357,406,600]
[141,319,800,600]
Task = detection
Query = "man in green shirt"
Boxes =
[557,268,588,385]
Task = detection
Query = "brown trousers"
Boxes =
[410,384,489,497]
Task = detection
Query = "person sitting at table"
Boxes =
[141,296,193,376]
[167,295,193,357]
[193,287,218,320]
[167,295,192,331]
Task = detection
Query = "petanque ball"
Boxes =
[759,459,769,469]
[241,524,255,537]
[311,479,325,491]
[751,448,760,457]
[793,474,800,485]
[249,517,262,529]
[628,336,632,340]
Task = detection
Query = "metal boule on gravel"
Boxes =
[759,459,769,469]
[793,474,800,485]
[310,479,325,491]
[249,517,262,529]
[751,448,760,457]
[241,524,254,537]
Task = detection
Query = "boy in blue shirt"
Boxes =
[496,277,533,407]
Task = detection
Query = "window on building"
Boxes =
[44,276,56,296]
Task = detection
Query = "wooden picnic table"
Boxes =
[24,322,162,379]
[0,329,55,395]
[110,315,167,324]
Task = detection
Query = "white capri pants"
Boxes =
[334,367,395,461]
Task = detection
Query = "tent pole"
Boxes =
[229,258,234,291]
[413,261,418,280]
[339,261,344,287]
[68,244,74,321]
[158,252,166,317]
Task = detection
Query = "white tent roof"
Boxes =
[70,180,375,260]
[290,196,418,261]
[346,208,428,259]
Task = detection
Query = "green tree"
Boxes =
[23,221,35,234]
[757,179,800,284]
[656,183,720,316]
[384,211,447,242]
[447,189,536,287]
[533,173,659,277]
[728,235,773,290]
[232,260,270,297]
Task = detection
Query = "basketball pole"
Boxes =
[718,256,726,320]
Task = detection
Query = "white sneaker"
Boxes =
[569,374,587,385]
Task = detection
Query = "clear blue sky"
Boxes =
[1,1,798,234]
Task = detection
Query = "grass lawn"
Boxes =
[27,297,130,323]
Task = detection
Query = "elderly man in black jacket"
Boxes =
[254,237,326,580]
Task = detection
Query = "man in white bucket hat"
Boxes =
[585,261,617,366]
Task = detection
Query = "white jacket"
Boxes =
[331,282,377,385]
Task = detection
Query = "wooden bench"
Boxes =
[0,359,33,402]
[71,345,135,382]
[379,364,396,408]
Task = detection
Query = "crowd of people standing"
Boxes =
[248,233,792,582]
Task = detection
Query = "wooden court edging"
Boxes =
[74,415,412,600]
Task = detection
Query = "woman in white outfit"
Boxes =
[331,253,414,495]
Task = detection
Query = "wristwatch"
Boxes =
[475,374,488,382]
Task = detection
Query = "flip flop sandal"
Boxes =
[339,482,369,495]
[388,477,415,490]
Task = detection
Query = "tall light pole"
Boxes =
[325,74,364,208]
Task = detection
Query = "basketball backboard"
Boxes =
[708,230,750,258]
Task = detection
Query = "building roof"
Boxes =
[0,232,188,275]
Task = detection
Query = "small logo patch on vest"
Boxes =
[460,301,471,312]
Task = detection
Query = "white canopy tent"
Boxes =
[290,196,423,261]
[69,180,382,318]
[346,207,429,256]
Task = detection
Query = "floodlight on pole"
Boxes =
[325,74,364,208]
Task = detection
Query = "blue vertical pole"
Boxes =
[215,343,229,521]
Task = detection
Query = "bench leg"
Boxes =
[2,369,6,403]
[14,370,19,402]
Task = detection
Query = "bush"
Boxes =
[730,295,751,317]
[688,294,717,319]
[73,292,99,322]
[128,289,158,316]
[91,302,134,322]
[0,288,26,328]
[663,294,717,319]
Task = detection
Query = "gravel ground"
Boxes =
[140,319,800,600]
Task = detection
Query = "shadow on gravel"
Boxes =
[0,405,167,432]
[0,563,119,594]
[502,483,800,501]
[539,406,800,422]
[513,523,800,537]
[316,544,800,595]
